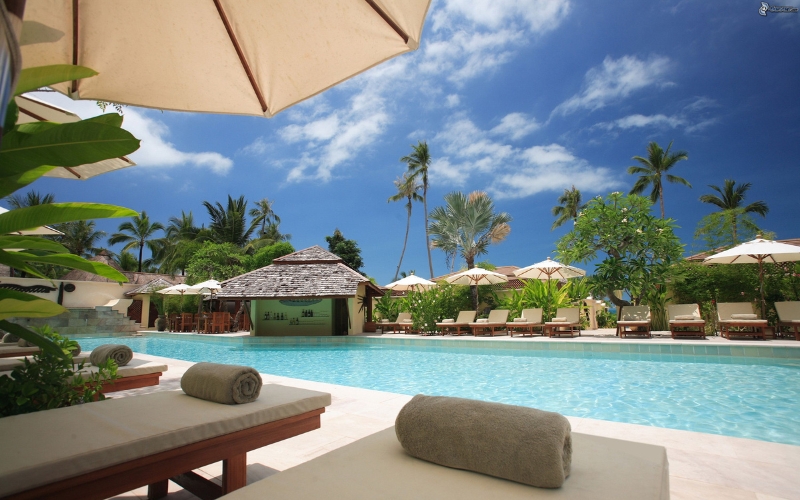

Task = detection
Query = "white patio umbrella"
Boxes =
[703,237,800,319]
[0,206,62,235]
[446,267,508,311]
[384,273,436,292]
[514,258,586,281]
[20,0,431,118]
[14,95,135,180]
[157,283,194,309]
[189,279,222,314]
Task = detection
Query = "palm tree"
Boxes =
[429,191,512,308]
[152,211,202,275]
[248,198,281,238]
[699,179,769,243]
[203,195,258,247]
[388,173,423,281]
[108,211,165,272]
[53,220,106,257]
[402,141,434,279]
[551,186,585,230]
[114,251,139,272]
[628,141,691,218]
[6,190,55,208]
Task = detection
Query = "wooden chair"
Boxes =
[716,302,767,340]
[211,312,231,333]
[544,308,582,338]
[435,311,476,336]
[667,304,706,339]
[168,314,180,332]
[617,305,652,338]
[469,310,510,336]
[775,301,800,340]
[180,313,194,332]
[507,308,544,337]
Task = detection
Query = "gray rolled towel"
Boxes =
[181,362,262,404]
[89,344,133,366]
[395,395,572,488]
[71,343,82,356]
[17,339,36,347]
[3,332,19,343]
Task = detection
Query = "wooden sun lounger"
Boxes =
[716,302,767,340]
[544,308,582,338]
[667,304,707,339]
[506,308,543,337]
[379,312,411,334]
[0,345,39,358]
[0,385,331,500]
[617,305,652,338]
[775,301,800,340]
[436,311,476,336]
[469,310,510,336]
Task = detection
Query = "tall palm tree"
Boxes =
[109,211,165,272]
[551,186,585,230]
[6,190,55,208]
[152,211,202,275]
[429,191,512,308]
[388,173,423,281]
[248,198,281,238]
[203,195,257,247]
[53,220,106,257]
[699,179,769,243]
[402,141,434,279]
[628,140,691,218]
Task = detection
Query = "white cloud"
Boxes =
[552,55,673,117]
[597,113,685,130]
[490,112,540,140]
[592,97,718,133]
[435,0,571,32]
[446,94,461,107]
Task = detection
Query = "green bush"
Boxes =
[498,279,574,322]
[400,282,471,334]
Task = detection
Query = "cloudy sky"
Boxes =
[21,0,800,284]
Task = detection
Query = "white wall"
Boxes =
[0,276,139,308]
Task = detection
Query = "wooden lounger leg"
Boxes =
[147,479,169,499]
[222,453,248,494]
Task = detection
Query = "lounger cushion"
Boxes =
[668,320,704,324]
[719,319,766,324]
[513,318,527,322]
[476,319,488,323]
[673,315,697,320]
[618,321,649,326]
[0,346,39,357]
[730,313,757,320]
[0,354,89,373]
[219,427,669,500]
[0,384,331,497]
[441,319,454,323]
[67,358,168,382]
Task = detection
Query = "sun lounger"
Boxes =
[544,308,582,338]
[507,308,544,337]
[469,309,510,336]
[667,304,706,339]
[0,354,89,372]
[617,305,652,338]
[0,345,40,358]
[716,302,767,340]
[774,301,800,340]
[379,312,412,334]
[218,426,669,500]
[0,384,331,500]
[436,311,476,336]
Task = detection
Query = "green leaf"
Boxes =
[0,250,51,279]
[0,165,57,200]
[0,236,68,253]
[14,65,98,96]
[0,320,65,358]
[0,290,66,320]
[4,99,18,132]
[84,113,123,127]
[0,203,136,235]
[0,121,140,174]
[11,252,129,282]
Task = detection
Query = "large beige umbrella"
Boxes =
[514,257,586,281]
[703,237,800,319]
[157,283,195,310]
[19,0,431,117]
[446,267,508,311]
[14,95,135,179]
[384,273,436,292]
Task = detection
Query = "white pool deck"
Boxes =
[108,329,800,500]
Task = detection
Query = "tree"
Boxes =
[388,173,423,281]
[114,250,139,272]
[402,141,434,279]
[185,242,246,283]
[53,220,106,258]
[428,191,512,309]
[153,211,203,275]
[326,229,364,273]
[6,190,55,208]
[108,211,165,272]
[246,242,295,271]
[699,179,769,244]
[628,141,691,218]
[248,198,281,238]
[694,210,775,252]
[551,185,585,230]
[203,195,258,246]
[556,192,683,308]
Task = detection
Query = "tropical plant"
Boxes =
[0,64,140,354]
[401,141,434,279]
[556,192,683,308]
[551,186,585,230]
[693,210,774,252]
[373,293,401,322]
[248,198,281,238]
[185,242,246,283]
[114,250,139,272]
[388,173,423,281]
[5,190,55,208]
[498,279,573,322]
[628,141,691,218]
[400,281,469,333]
[52,220,106,258]
[108,211,164,272]
[246,241,295,271]
[153,210,203,275]
[326,229,364,273]
[699,179,769,244]
[203,195,258,247]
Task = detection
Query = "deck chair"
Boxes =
[544,308,582,338]
[775,301,800,341]
[180,312,195,332]
[617,305,652,338]
[469,310,510,336]
[507,308,543,337]
[0,385,331,500]
[436,311,476,336]
[379,312,411,334]
[211,312,232,333]
[716,302,767,340]
[667,304,706,339]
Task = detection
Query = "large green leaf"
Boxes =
[14,65,98,96]
[0,236,68,253]
[0,121,140,173]
[0,165,57,199]
[0,320,65,358]
[4,99,18,132]
[0,249,51,279]
[84,113,124,127]
[10,252,129,282]
[0,203,136,235]
[0,289,66,320]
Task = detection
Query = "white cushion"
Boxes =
[441,319,454,323]
[730,313,757,320]
[476,319,488,323]
[513,318,527,323]
[551,317,567,322]
[673,315,697,320]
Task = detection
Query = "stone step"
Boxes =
[8,306,140,336]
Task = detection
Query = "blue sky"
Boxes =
[20,0,800,285]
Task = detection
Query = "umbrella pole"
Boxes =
[759,258,766,320]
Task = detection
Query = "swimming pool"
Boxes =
[77,335,800,446]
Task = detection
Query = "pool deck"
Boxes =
[107,329,800,500]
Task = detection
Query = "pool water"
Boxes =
[78,336,800,446]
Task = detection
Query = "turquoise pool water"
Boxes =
[77,336,800,446]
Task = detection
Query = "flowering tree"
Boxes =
[556,193,683,307]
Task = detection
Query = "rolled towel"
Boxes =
[513,317,527,322]
[71,343,82,356]
[380,319,390,323]
[396,395,572,488]
[551,317,567,322]
[730,313,757,320]
[17,339,36,347]
[2,333,19,343]
[89,344,133,367]
[401,319,412,323]
[441,319,454,323]
[476,318,488,323]
[674,314,697,320]
[181,362,262,404]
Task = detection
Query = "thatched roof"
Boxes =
[59,251,186,286]
[218,246,382,299]
[124,278,175,296]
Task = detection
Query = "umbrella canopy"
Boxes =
[157,283,195,295]
[14,95,136,180]
[384,273,436,291]
[704,237,800,318]
[446,267,509,286]
[514,257,586,281]
[20,0,431,118]
[0,206,62,235]
[188,279,222,294]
